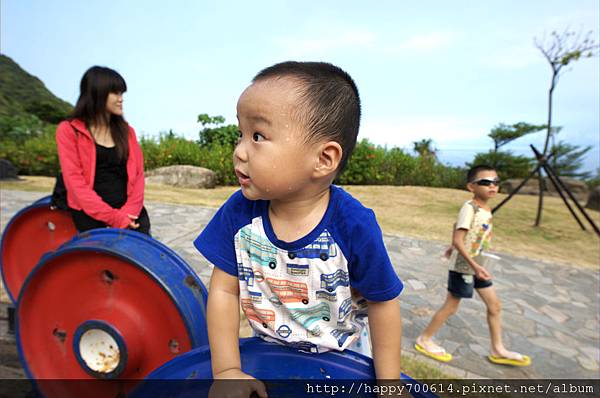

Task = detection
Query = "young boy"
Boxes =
[415,165,530,367]
[194,62,403,395]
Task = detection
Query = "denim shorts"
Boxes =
[447,270,493,299]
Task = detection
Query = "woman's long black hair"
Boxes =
[71,66,129,161]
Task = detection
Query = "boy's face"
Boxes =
[234,77,319,201]
[467,170,499,201]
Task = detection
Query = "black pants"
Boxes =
[71,207,151,235]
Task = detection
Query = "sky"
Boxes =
[2,0,599,173]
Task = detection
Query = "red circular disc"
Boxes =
[18,250,194,398]
[1,200,76,302]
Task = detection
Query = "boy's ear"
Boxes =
[314,141,343,178]
[466,182,475,193]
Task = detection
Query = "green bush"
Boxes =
[336,139,466,188]
[140,131,237,185]
[140,131,202,170]
[0,115,59,176]
[0,114,473,189]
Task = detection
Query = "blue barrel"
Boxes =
[16,228,209,398]
[1,195,77,303]
[132,337,437,398]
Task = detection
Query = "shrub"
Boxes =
[141,131,236,185]
[0,115,58,176]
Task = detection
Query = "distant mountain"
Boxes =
[0,54,72,123]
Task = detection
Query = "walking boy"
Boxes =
[415,165,530,367]
[194,62,403,396]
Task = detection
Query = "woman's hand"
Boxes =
[127,214,139,229]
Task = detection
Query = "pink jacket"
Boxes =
[56,119,145,228]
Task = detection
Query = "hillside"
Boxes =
[0,54,72,123]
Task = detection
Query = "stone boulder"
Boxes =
[586,186,600,211]
[501,176,588,202]
[0,159,18,180]
[145,165,217,189]
[545,176,588,202]
[500,178,539,196]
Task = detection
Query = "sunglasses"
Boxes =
[472,178,501,186]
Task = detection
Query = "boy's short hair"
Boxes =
[467,165,496,182]
[253,61,361,173]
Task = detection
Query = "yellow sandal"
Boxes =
[488,354,531,367]
[415,342,453,363]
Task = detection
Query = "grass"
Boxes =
[4,176,598,269]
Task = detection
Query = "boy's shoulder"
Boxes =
[330,185,380,232]
[217,189,263,224]
[332,185,374,215]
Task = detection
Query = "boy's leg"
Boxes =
[476,285,528,362]
[418,270,472,353]
[417,292,461,349]
[415,292,460,361]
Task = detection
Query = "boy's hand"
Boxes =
[443,246,453,259]
[473,264,492,281]
[209,368,268,398]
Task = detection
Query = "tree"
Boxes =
[489,122,545,153]
[550,140,592,179]
[470,150,532,181]
[412,138,436,159]
[197,114,239,148]
[533,28,599,226]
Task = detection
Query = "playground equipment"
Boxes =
[15,228,208,398]
[132,337,437,398]
[1,195,76,303]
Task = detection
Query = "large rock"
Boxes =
[501,176,588,202]
[545,176,588,202]
[500,178,540,196]
[586,186,600,211]
[145,165,217,189]
[0,159,18,180]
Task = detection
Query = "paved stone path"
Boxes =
[1,189,599,379]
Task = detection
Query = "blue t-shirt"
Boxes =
[194,185,403,353]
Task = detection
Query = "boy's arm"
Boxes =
[443,223,456,258]
[207,266,243,377]
[452,229,491,280]
[368,298,402,380]
[207,267,267,397]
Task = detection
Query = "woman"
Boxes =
[56,66,150,234]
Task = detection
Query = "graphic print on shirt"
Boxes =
[235,220,363,353]
[320,269,350,292]
[330,324,360,348]
[266,277,310,305]
[289,302,331,336]
[241,298,275,329]
[239,228,278,269]
[288,231,338,261]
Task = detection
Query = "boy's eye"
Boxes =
[252,132,265,142]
